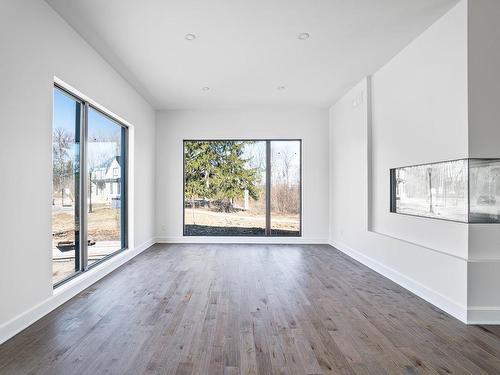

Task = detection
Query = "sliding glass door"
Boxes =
[87,108,127,266]
[183,140,301,237]
[52,89,82,284]
[52,85,127,286]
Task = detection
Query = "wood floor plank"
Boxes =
[1,244,500,374]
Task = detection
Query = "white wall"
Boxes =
[467,0,500,159]
[0,0,156,328]
[329,1,470,321]
[466,0,500,320]
[370,0,469,259]
[156,108,329,243]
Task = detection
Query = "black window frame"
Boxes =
[390,158,500,224]
[182,139,303,237]
[53,83,128,288]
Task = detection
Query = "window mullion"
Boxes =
[265,140,271,236]
[80,102,89,271]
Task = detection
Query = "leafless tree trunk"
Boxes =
[88,172,93,213]
[191,197,196,224]
[427,168,434,213]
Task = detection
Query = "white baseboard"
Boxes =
[0,239,154,345]
[329,240,468,323]
[155,236,329,244]
[467,307,500,324]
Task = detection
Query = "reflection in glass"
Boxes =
[184,141,267,236]
[271,141,301,236]
[87,108,125,265]
[469,159,500,222]
[392,160,468,222]
[52,88,81,284]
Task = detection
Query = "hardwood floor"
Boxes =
[1,244,500,374]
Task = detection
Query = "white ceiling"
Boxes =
[46,0,458,110]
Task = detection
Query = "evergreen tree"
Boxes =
[184,141,260,216]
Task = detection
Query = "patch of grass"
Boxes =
[52,204,120,243]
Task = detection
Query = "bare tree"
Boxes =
[87,141,116,213]
[52,128,74,205]
[271,148,299,214]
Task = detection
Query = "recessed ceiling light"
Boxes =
[185,33,196,41]
[297,32,310,40]
[277,86,286,90]
[202,86,210,91]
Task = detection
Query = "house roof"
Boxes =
[97,156,121,170]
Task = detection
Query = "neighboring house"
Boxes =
[91,156,122,203]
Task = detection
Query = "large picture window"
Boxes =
[183,140,302,236]
[390,158,500,223]
[52,85,127,286]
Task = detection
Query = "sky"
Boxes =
[53,88,122,142]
